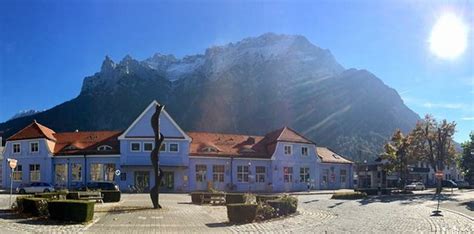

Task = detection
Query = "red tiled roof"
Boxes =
[317,147,353,164]
[187,132,271,158]
[54,131,122,155]
[7,121,56,142]
[263,127,314,144]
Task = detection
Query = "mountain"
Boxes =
[9,110,43,121]
[0,33,419,161]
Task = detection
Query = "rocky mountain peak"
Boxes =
[100,55,116,73]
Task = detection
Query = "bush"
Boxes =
[256,195,281,204]
[48,200,95,223]
[267,195,298,216]
[256,203,277,221]
[101,191,121,203]
[22,198,49,217]
[13,195,33,212]
[225,193,245,204]
[66,192,80,200]
[190,192,203,204]
[226,204,257,223]
[331,191,368,200]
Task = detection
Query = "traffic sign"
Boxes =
[7,158,17,169]
[435,171,443,179]
[115,169,121,176]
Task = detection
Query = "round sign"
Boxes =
[115,169,121,176]
[7,158,17,169]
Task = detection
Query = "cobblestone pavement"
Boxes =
[0,191,472,233]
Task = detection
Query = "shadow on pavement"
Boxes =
[358,194,459,206]
[461,201,473,211]
[97,206,159,214]
[205,222,230,228]
[328,202,344,208]
[303,199,319,204]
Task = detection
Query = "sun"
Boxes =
[429,13,468,59]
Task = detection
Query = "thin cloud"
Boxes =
[422,102,466,109]
[461,117,474,121]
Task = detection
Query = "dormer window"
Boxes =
[201,147,218,153]
[30,142,39,153]
[240,147,255,153]
[13,143,21,154]
[284,145,292,155]
[97,145,113,151]
[64,145,78,150]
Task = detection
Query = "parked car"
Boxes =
[441,180,457,188]
[77,182,119,191]
[455,181,470,189]
[16,182,55,194]
[404,182,425,190]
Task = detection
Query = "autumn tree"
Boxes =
[460,132,474,185]
[410,115,456,194]
[382,129,413,189]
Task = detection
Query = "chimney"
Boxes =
[75,129,79,132]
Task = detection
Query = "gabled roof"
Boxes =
[54,131,122,155]
[7,120,56,142]
[317,147,353,164]
[263,126,314,145]
[187,132,271,158]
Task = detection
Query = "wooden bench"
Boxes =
[201,193,225,205]
[77,191,103,203]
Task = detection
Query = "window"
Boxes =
[284,145,292,155]
[195,165,207,182]
[13,165,22,181]
[72,163,82,181]
[301,146,308,156]
[237,165,249,182]
[169,143,179,152]
[256,166,266,183]
[300,167,310,182]
[104,164,116,181]
[130,142,141,152]
[212,165,225,182]
[97,145,113,151]
[30,164,40,182]
[202,147,218,153]
[143,142,154,152]
[90,163,104,181]
[322,169,329,184]
[55,164,68,186]
[340,169,347,183]
[160,143,166,152]
[13,143,20,154]
[284,167,293,183]
[30,142,39,153]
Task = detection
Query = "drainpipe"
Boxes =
[230,157,234,191]
[83,154,87,187]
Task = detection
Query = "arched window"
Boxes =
[201,147,219,153]
[97,145,113,151]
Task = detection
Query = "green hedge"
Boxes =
[14,195,33,213]
[267,195,298,216]
[225,193,245,204]
[22,198,49,216]
[66,192,79,200]
[226,204,257,223]
[101,191,121,203]
[331,191,368,200]
[48,200,95,223]
[190,192,213,204]
[256,195,281,204]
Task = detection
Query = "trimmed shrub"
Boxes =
[101,191,121,203]
[34,192,64,200]
[66,192,80,200]
[22,198,49,216]
[331,191,368,200]
[226,204,257,223]
[256,195,281,204]
[267,195,298,216]
[191,192,204,204]
[225,193,245,204]
[14,195,34,212]
[48,200,95,223]
[256,203,277,221]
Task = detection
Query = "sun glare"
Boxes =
[429,13,468,59]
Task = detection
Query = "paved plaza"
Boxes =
[0,190,472,233]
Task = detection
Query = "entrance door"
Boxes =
[160,171,174,191]
[134,171,150,192]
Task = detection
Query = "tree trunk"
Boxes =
[150,104,165,209]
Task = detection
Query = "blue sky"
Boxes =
[0,0,472,142]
